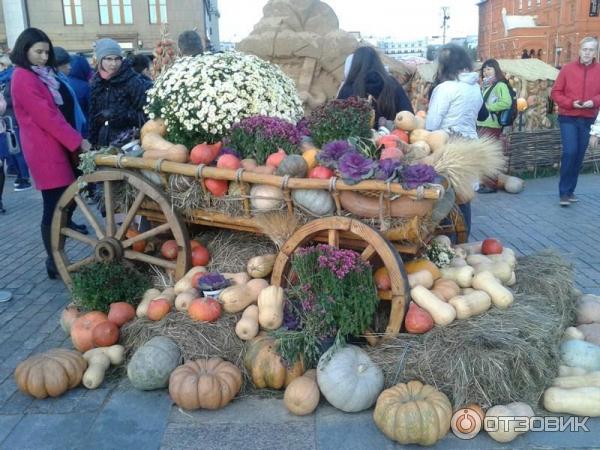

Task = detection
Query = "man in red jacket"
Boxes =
[551,37,600,206]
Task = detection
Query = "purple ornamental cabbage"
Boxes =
[338,151,375,184]
[197,272,231,291]
[375,158,402,181]
[401,164,437,188]
[317,140,355,169]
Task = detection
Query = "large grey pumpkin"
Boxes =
[127,336,181,390]
[317,345,383,412]
[292,189,335,216]
[276,155,308,178]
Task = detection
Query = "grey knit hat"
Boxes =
[95,38,122,62]
[54,47,71,66]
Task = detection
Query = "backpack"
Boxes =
[483,80,518,127]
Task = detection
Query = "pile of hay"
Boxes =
[366,251,578,409]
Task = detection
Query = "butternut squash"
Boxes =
[174,267,207,294]
[563,326,585,341]
[440,266,474,288]
[140,118,167,141]
[142,132,189,163]
[466,254,492,266]
[552,372,600,388]
[506,271,516,286]
[410,285,456,326]
[219,285,258,313]
[407,270,434,289]
[136,288,161,318]
[246,278,269,299]
[472,261,512,284]
[175,289,198,312]
[450,257,467,268]
[235,305,259,340]
[449,291,491,319]
[247,254,277,278]
[472,271,513,309]
[544,387,600,416]
[404,259,441,280]
[558,365,589,377]
[431,279,460,301]
[257,286,284,330]
[454,241,483,255]
[425,130,450,152]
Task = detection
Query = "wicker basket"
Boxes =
[506,129,600,176]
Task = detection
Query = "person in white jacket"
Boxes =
[425,44,483,238]
[426,44,483,139]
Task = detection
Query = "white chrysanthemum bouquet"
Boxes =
[145,51,303,148]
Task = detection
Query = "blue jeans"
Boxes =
[558,115,595,197]
[459,202,471,240]
[0,130,29,180]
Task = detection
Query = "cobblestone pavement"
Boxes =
[0,173,599,449]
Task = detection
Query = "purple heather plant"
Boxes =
[338,151,375,184]
[197,272,231,291]
[401,163,438,188]
[375,158,403,181]
[317,140,355,169]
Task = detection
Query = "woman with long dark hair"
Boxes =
[10,28,91,279]
[338,46,413,120]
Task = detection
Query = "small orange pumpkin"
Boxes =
[71,311,109,352]
[92,321,120,347]
[147,299,171,321]
[204,178,229,197]
[108,302,136,327]
[125,229,146,253]
[188,297,222,322]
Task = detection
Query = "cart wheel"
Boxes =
[271,216,409,341]
[51,169,190,288]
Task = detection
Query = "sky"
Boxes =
[218,0,480,43]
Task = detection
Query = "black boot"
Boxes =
[41,224,58,279]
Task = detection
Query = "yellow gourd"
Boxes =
[257,285,285,330]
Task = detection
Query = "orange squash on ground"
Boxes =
[71,312,109,352]
[92,321,120,347]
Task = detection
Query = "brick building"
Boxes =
[0,0,220,53]
[478,0,600,67]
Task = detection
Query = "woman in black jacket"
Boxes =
[337,46,413,121]
[89,38,148,146]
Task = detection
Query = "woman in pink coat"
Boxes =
[10,28,91,279]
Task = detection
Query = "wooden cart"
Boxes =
[51,155,466,340]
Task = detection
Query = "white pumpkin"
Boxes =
[485,402,534,443]
[250,185,284,211]
[292,189,335,216]
[316,345,383,412]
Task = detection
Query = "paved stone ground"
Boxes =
[0,173,599,450]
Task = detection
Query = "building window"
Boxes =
[63,0,83,25]
[518,0,523,9]
[99,0,133,25]
[149,0,167,24]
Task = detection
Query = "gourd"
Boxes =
[407,270,434,289]
[394,111,417,131]
[174,289,198,312]
[466,254,492,266]
[560,339,600,371]
[409,129,430,143]
[250,185,284,211]
[127,336,181,390]
[137,288,162,317]
[472,261,512,284]
[552,372,600,388]
[404,259,441,280]
[410,286,456,326]
[140,118,167,141]
[292,189,336,217]
[440,266,474,288]
[247,254,276,278]
[14,349,87,399]
[246,278,270,299]
[317,345,383,412]
[276,155,308,177]
[431,279,460,301]
[497,173,524,194]
[559,365,588,376]
[284,369,320,416]
[472,271,514,309]
[448,290,492,319]
[404,302,434,334]
[339,191,435,218]
[506,271,516,286]
[82,345,125,389]
[577,323,600,346]
[485,402,534,443]
[219,279,267,313]
[373,380,452,446]
[168,358,242,410]
[142,132,189,163]
[235,305,259,340]
[70,311,109,352]
[244,334,304,389]
[576,297,600,324]
[174,267,207,294]
[257,285,285,330]
[544,387,600,416]
[426,130,450,151]
[563,326,585,341]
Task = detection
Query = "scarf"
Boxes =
[31,65,63,105]
[482,75,497,90]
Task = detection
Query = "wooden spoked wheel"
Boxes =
[51,169,190,288]
[270,216,409,341]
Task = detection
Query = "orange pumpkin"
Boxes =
[266,149,286,167]
[92,321,120,347]
[204,178,228,197]
[191,244,210,267]
[374,267,391,290]
[108,302,136,327]
[71,312,109,352]
[147,299,171,321]
[190,143,220,165]
[391,129,409,143]
[188,297,222,322]
[216,154,242,170]
[517,97,528,112]
[308,166,334,179]
[125,229,146,253]
[161,240,178,260]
